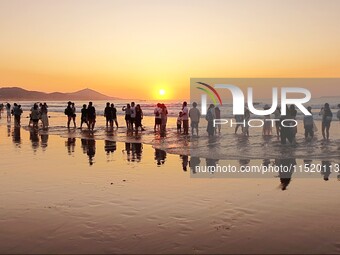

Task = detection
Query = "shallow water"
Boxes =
[1,116,340,254]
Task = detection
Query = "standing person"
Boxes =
[262,104,272,136]
[243,106,250,137]
[71,102,76,127]
[87,102,96,131]
[65,101,74,128]
[130,102,136,130]
[110,103,118,128]
[321,103,333,140]
[160,104,168,133]
[189,102,200,136]
[154,103,162,131]
[214,106,221,134]
[182,101,189,135]
[234,114,244,134]
[6,103,11,122]
[80,104,88,129]
[206,104,215,137]
[273,106,281,137]
[122,104,131,130]
[337,104,340,121]
[135,104,145,132]
[40,103,49,129]
[30,104,40,129]
[304,106,314,140]
[104,102,112,127]
[13,104,23,127]
[177,112,182,133]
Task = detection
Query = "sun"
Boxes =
[159,89,166,96]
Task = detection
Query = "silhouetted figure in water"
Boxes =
[206,104,215,137]
[320,103,333,140]
[154,148,166,166]
[276,158,296,190]
[280,106,295,145]
[65,101,75,128]
[321,161,332,181]
[80,104,88,129]
[180,155,189,171]
[87,102,96,131]
[304,106,314,140]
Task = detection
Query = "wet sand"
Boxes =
[1,116,340,254]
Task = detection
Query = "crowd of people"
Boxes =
[1,101,340,142]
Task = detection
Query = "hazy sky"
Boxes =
[0,0,339,99]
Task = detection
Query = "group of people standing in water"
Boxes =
[1,101,340,142]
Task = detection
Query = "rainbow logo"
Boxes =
[196,82,222,106]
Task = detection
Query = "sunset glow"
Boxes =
[1,0,340,99]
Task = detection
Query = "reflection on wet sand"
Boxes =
[105,140,117,154]
[180,155,189,171]
[154,148,166,166]
[123,142,142,162]
[275,158,296,190]
[65,138,76,155]
[12,126,21,145]
[29,128,39,151]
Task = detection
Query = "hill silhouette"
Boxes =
[0,87,121,101]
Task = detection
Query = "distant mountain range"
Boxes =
[0,87,121,101]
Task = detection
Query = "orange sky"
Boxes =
[1,0,340,100]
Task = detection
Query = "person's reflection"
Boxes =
[133,143,142,162]
[276,158,296,190]
[41,134,49,150]
[206,158,219,173]
[263,159,271,167]
[239,159,250,166]
[87,139,96,166]
[7,123,11,137]
[321,161,332,181]
[81,139,87,154]
[105,140,117,154]
[30,128,40,151]
[180,155,189,171]
[190,156,201,174]
[65,138,76,155]
[123,143,143,162]
[154,148,166,166]
[303,159,313,168]
[12,126,21,145]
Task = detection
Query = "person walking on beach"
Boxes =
[182,101,189,135]
[215,106,221,134]
[111,103,118,128]
[337,104,340,122]
[80,104,88,129]
[304,106,314,140]
[135,104,145,132]
[122,103,131,130]
[40,103,49,129]
[104,102,112,127]
[65,101,74,128]
[6,103,11,122]
[177,111,182,133]
[87,102,96,131]
[130,102,136,130]
[321,103,332,140]
[30,103,40,129]
[154,103,162,131]
[160,104,168,133]
[189,102,200,136]
[13,104,23,127]
[206,104,215,137]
